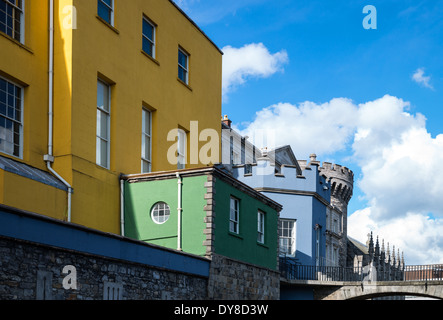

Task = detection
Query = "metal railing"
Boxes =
[404,265,443,281]
[280,260,443,283]
[280,262,366,282]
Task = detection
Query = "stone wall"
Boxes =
[318,160,354,268]
[0,206,283,301]
[0,237,207,300]
[207,254,280,300]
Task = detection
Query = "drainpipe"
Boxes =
[176,172,183,251]
[44,0,73,222]
[120,177,125,237]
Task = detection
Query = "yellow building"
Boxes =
[0,0,223,234]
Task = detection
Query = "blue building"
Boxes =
[231,146,331,267]
[221,119,354,300]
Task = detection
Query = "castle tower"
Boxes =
[318,157,354,268]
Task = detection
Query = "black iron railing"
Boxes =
[280,260,443,283]
[280,262,366,282]
[404,265,443,281]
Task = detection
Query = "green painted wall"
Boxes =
[213,179,279,270]
[124,175,208,256]
[124,172,279,270]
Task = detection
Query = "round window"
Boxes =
[151,202,171,224]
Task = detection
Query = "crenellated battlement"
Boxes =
[233,157,308,180]
[320,162,354,183]
[298,156,354,185]
[300,155,355,205]
[299,159,353,180]
[231,157,331,203]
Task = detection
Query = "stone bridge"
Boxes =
[280,263,443,300]
[282,279,443,300]
[315,280,443,300]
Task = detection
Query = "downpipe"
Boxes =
[120,177,125,237]
[176,173,183,251]
[45,0,73,222]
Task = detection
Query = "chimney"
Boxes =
[222,115,232,128]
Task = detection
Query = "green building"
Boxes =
[122,166,282,270]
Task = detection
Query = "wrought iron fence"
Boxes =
[404,265,443,281]
[280,260,443,283]
[280,262,366,282]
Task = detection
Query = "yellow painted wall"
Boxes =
[0,171,67,220]
[0,0,66,220]
[0,0,222,234]
[0,0,50,171]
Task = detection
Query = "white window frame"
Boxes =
[141,108,152,173]
[257,210,265,244]
[142,16,155,58]
[279,219,296,256]
[96,79,111,169]
[229,197,240,234]
[98,0,114,26]
[151,202,170,225]
[0,75,23,159]
[177,129,186,170]
[178,48,189,84]
[0,0,25,43]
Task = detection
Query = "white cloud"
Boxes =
[349,210,443,265]
[240,95,421,160]
[238,97,357,157]
[237,94,443,265]
[357,128,443,219]
[222,43,289,100]
[412,68,434,90]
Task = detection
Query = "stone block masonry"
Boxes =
[0,205,210,300]
[0,205,281,300]
[0,236,207,300]
[207,254,280,300]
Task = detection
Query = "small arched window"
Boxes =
[151,202,171,225]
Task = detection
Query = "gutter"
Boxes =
[122,166,283,213]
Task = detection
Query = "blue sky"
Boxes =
[174,0,443,265]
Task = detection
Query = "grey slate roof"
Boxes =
[0,155,68,191]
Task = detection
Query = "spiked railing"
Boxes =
[280,260,443,283]
[404,265,443,282]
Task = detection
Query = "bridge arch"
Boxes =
[320,281,443,300]
[347,291,440,301]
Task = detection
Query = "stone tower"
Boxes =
[316,156,354,268]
